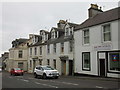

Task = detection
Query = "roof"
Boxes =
[40,30,50,34]
[51,27,64,32]
[67,22,79,27]
[29,41,46,47]
[75,7,120,31]
[46,35,73,44]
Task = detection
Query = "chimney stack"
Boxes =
[88,4,103,18]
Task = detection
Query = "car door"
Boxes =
[36,67,43,76]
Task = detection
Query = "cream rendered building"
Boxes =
[8,38,31,72]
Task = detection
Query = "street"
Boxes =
[2,71,120,89]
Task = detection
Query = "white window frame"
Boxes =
[102,24,111,42]
[40,46,42,55]
[82,52,90,70]
[83,29,90,45]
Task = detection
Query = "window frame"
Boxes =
[83,29,90,45]
[47,45,50,54]
[34,47,37,55]
[53,43,56,53]
[61,42,64,53]
[82,52,91,71]
[53,59,56,69]
[40,46,42,55]
[18,50,23,58]
[108,52,120,72]
[102,24,111,42]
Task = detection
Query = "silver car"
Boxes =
[34,65,59,79]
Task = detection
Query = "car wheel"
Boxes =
[21,73,23,76]
[34,73,38,78]
[43,73,47,79]
[55,76,59,79]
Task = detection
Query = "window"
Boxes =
[47,59,50,65]
[69,41,73,52]
[30,48,32,55]
[109,52,120,72]
[18,62,23,69]
[53,59,56,69]
[61,43,64,53]
[18,50,23,58]
[83,29,89,44]
[82,52,90,70]
[40,47,42,55]
[70,28,73,35]
[65,28,69,36]
[30,60,32,68]
[103,24,111,42]
[39,59,42,65]
[47,45,50,54]
[55,31,57,38]
[51,32,54,39]
[53,44,56,53]
[34,47,37,55]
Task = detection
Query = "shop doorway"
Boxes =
[99,59,105,77]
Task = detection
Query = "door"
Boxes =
[99,59,105,77]
[69,60,73,75]
[62,61,66,75]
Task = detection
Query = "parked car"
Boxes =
[0,68,2,72]
[10,68,24,76]
[34,65,59,79]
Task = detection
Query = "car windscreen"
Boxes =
[42,66,54,70]
[14,68,21,70]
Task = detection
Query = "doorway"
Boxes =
[99,59,106,77]
[62,60,66,75]
[69,60,73,75]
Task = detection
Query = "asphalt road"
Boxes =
[1,71,120,89]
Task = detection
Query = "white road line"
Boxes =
[35,82,58,88]
[96,86,103,88]
[8,76,13,78]
[19,79,29,82]
[35,79,79,86]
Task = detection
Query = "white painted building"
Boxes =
[27,20,78,75]
[74,4,120,78]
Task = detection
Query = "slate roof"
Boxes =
[51,27,64,32]
[46,35,73,44]
[67,22,79,27]
[75,7,120,31]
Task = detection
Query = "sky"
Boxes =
[0,0,119,57]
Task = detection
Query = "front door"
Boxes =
[62,61,66,75]
[99,59,105,77]
[69,60,73,75]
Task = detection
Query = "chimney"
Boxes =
[88,4,103,18]
[57,20,66,29]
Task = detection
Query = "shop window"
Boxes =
[109,52,120,72]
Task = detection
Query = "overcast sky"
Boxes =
[0,1,119,56]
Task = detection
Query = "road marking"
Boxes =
[36,79,79,86]
[96,86,103,88]
[19,79,29,82]
[8,76,13,78]
[35,82,58,88]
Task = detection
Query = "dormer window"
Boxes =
[70,27,73,35]
[65,28,69,36]
[51,30,58,39]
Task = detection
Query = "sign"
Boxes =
[94,44,112,51]
[112,54,119,61]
